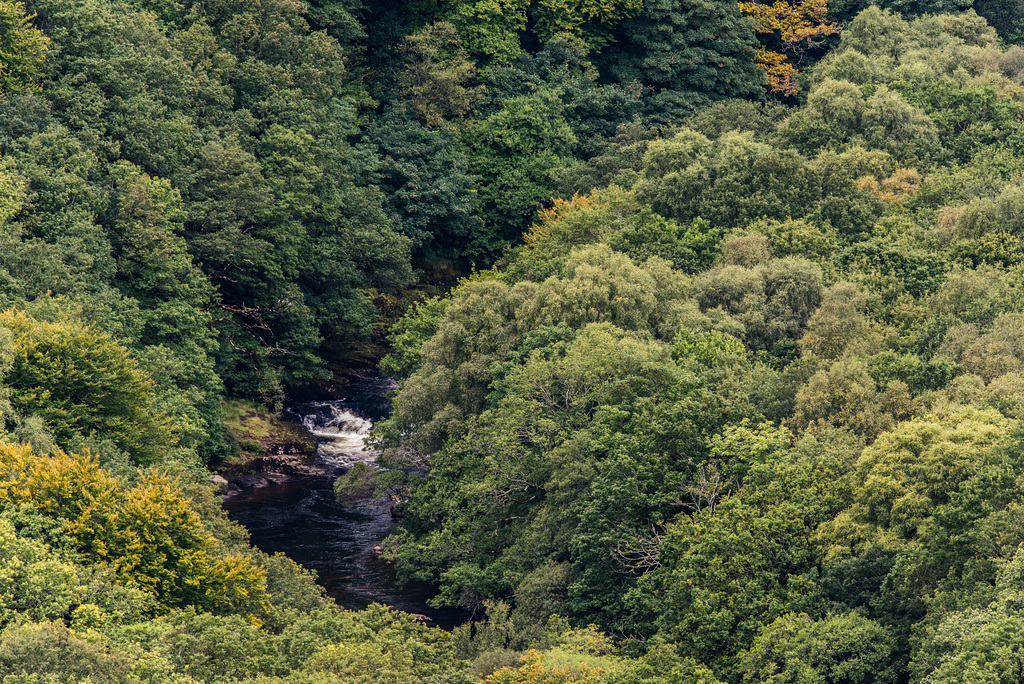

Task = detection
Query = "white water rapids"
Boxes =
[295,401,380,468]
[226,374,468,627]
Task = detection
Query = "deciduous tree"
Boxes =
[0,1,49,96]
[738,0,841,96]
[604,0,764,123]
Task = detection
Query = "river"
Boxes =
[222,374,468,629]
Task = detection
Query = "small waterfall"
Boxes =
[290,401,379,469]
[225,373,468,628]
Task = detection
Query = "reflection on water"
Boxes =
[224,374,469,630]
[223,477,467,629]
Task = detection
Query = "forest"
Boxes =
[4,0,1024,681]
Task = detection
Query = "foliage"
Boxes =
[397,22,482,129]
[508,187,720,282]
[0,309,173,464]
[531,0,642,51]
[334,463,379,503]
[603,0,765,123]
[0,519,78,629]
[740,611,897,683]
[631,431,850,678]
[911,548,1024,683]
[635,130,885,238]
[379,295,450,380]
[484,650,604,683]
[358,107,481,265]
[465,90,578,258]
[7,3,1024,684]
[384,323,698,607]
[376,244,699,459]
[739,0,841,96]
[817,408,1024,640]
[0,0,414,402]
[437,0,529,65]
[0,1,49,96]
[0,442,268,615]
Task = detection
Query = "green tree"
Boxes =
[530,0,642,51]
[818,408,1024,640]
[0,519,79,628]
[975,0,1024,42]
[305,0,367,50]
[397,22,482,129]
[0,621,127,684]
[480,40,642,161]
[379,245,698,459]
[691,253,824,353]
[483,650,604,683]
[359,107,481,266]
[105,161,226,457]
[0,310,173,463]
[912,547,1024,683]
[635,130,885,238]
[437,0,529,64]
[14,0,416,401]
[387,323,720,621]
[799,282,882,361]
[780,79,940,163]
[0,1,49,96]
[465,89,578,258]
[603,0,764,123]
[937,312,1024,382]
[632,429,856,679]
[111,162,213,323]
[791,357,893,440]
[741,612,898,684]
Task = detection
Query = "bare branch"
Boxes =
[612,523,666,575]
[684,464,731,516]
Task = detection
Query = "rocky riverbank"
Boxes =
[216,400,330,497]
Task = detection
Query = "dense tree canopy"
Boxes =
[602,0,765,122]
[364,5,1024,682]
[3,1,1024,683]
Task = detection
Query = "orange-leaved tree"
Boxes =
[737,0,840,96]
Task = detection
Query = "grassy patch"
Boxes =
[223,400,275,440]
[220,400,318,472]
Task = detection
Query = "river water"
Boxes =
[222,374,468,629]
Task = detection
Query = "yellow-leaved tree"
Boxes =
[0,443,269,615]
[737,0,840,96]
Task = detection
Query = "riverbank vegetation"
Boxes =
[4,0,1024,681]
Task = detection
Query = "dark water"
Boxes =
[223,373,469,629]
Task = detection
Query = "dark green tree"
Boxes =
[0,1,49,96]
[464,90,578,258]
[359,106,481,266]
[602,0,764,124]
